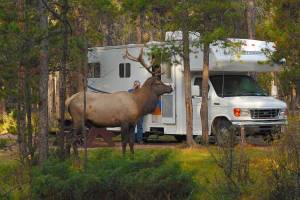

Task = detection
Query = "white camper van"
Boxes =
[87,36,287,141]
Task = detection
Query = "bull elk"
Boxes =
[65,48,172,155]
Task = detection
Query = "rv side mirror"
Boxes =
[192,86,200,97]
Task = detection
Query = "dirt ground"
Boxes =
[85,136,180,149]
[81,134,270,149]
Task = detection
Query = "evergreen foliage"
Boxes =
[31,150,196,200]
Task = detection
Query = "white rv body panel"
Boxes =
[87,39,287,137]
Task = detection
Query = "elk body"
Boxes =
[66,77,172,155]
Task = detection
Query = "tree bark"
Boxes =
[17,0,27,161]
[38,0,49,164]
[80,10,88,170]
[82,46,88,170]
[291,83,297,116]
[182,29,194,146]
[58,0,69,160]
[17,65,27,160]
[246,0,255,39]
[25,70,33,159]
[201,43,210,144]
[24,0,34,160]
[136,14,142,43]
[0,100,5,115]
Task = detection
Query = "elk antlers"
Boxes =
[124,48,164,77]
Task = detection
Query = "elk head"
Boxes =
[143,77,173,96]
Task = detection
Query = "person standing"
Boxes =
[128,80,144,144]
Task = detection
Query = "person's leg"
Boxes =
[136,117,144,143]
[134,125,138,143]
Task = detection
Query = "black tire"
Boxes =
[142,132,150,142]
[174,135,186,142]
[213,119,236,146]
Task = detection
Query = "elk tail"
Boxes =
[64,93,80,127]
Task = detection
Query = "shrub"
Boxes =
[265,121,300,200]
[32,150,196,200]
[0,138,9,149]
[210,126,251,199]
[0,161,29,200]
[0,112,17,135]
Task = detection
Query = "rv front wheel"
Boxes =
[213,119,236,146]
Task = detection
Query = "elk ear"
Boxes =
[144,77,154,87]
[150,77,159,86]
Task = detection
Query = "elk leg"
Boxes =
[72,142,79,159]
[121,123,129,156]
[66,124,81,158]
[129,124,135,155]
[65,128,77,158]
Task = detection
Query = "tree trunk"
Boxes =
[182,29,194,146]
[0,100,5,115]
[58,0,69,159]
[38,0,49,164]
[25,70,33,159]
[17,65,27,160]
[106,18,113,46]
[82,47,88,170]
[79,10,88,170]
[17,0,27,161]
[246,0,255,39]
[24,0,34,160]
[201,43,210,144]
[136,14,142,43]
[291,83,297,116]
[101,15,113,46]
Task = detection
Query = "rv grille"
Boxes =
[250,109,280,119]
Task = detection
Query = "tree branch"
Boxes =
[124,48,164,76]
[41,0,73,34]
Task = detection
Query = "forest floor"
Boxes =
[82,134,271,149]
[0,139,276,200]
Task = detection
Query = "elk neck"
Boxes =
[132,87,158,116]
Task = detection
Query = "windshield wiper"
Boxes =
[239,92,267,96]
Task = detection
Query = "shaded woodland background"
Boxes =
[0,1,299,199]
[0,0,299,157]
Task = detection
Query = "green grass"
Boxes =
[0,146,273,200]
[88,146,272,199]
[161,146,272,199]
[0,150,30,199]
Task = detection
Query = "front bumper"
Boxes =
[231,120,287,135]
[231,120,287,126]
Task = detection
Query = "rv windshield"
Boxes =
[210,75,266,97]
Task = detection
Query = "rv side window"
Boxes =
[119,64,124,77]
[119,63,131,78]
[125,63,131,77]
[88,63,101,78]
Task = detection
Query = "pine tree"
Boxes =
[38,0,49,164]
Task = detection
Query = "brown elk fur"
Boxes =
[66,77,172,155]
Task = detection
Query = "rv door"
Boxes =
[161,64,176,124]
[161,83,176,124]
[192,77,202,134]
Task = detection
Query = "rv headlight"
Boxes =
[279,108,288,118]
[233,108,250,117]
